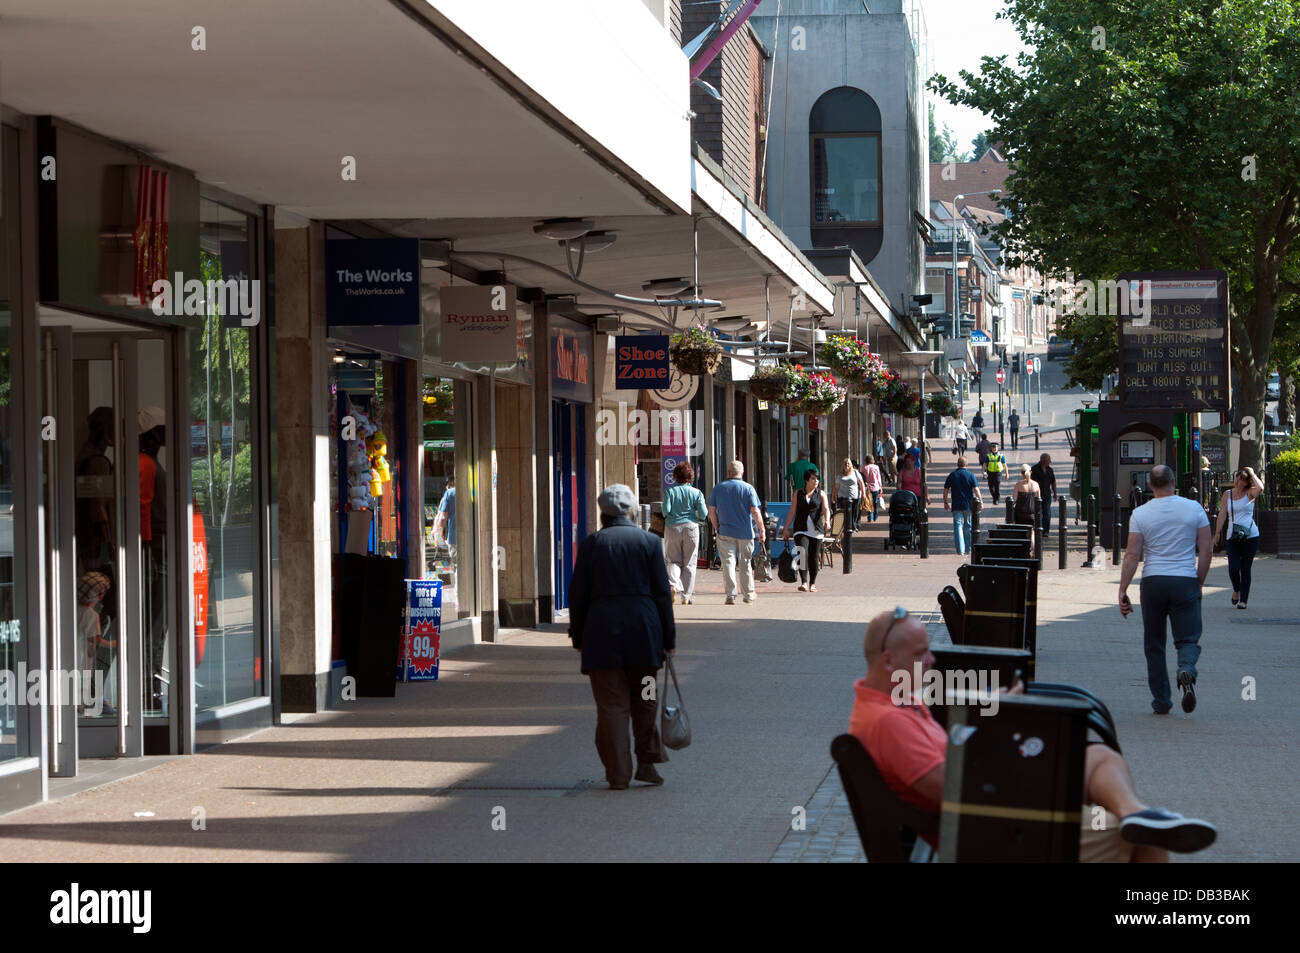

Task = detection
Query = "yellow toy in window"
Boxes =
[366,430,392,486]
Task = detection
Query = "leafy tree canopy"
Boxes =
[930,0,1300,467]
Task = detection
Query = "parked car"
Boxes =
[1047,335,1072,361]
[1267,372,1280,399]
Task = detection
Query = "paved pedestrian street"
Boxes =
[3,468,1294,862]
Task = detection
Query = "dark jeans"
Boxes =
[987,473,1002,503]
[1138,576,1203,712]
[589,665,663,784]
[956,438,968,455]
[1010,428,1019,449]
[867,490,882,522]
[795,534,822,584]
[1226,536,1261,603]
[1040,496,1053,537]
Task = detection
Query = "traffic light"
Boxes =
[1012,353,1021,374]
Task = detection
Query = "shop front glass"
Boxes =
[192,198,260,710]
[0,124,25,761]
[421,375,475,619]
[329,355,404,559]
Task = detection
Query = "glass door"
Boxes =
[42,325,177,767]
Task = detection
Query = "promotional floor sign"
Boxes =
[399,579,442,681]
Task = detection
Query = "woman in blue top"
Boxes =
[661,461,709,604]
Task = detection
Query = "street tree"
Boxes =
[928,104,963,163]
[930,0,1300,469]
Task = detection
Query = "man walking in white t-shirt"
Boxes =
[1118,465,1212,715]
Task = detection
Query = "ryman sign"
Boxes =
[1118,270,1229,414]
[440,284,518,364]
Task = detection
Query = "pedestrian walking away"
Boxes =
[1009,409,1021,449]
[1118,465,1212,715]
[835,457,867,529]
[882,431,898,483]
[782,470,831,592]
[974,432,992,471]
[943,456,982,556]
[1214,466,1264,609]
[661,461,708,605]
[567,484,675,790]
[1030,453,1058,538]
[707,460,766,605]
[953,420,969,457]
[1011,464,1042,527]
[971,409,985,439]
[861,455,884,523]
[984,442,1007,505]
[786,448,818,498]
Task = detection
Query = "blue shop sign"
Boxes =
[615,335,670,389]
[325,238,420,326]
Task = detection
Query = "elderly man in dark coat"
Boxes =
[568,483,677,790]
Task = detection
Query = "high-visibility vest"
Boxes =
[986,454,1005,474]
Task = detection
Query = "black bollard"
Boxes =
[842,502,853,574]
[1033,497,1043,560]
[1112,494,1122,565]
[1058,496,1067,570]
[919,514,929,559]
[1083,493,1098,568]
[1005,498,1013,524]
[1034,427,1040,451]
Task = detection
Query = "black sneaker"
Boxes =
[1120,809,1217,853]
[634,764,664,785]
[1178,671,1196,713]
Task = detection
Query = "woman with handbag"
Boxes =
[835,457,868,530]
[781,470,831,592]
[1214,467,1264,609]
[861,455,883,523]
[661,461,708,604]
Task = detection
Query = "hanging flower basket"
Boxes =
[821,334,884,395]
[792,369,847,416]
[928,392,961,419]
[670,326,724,376]
[750,363,799,402]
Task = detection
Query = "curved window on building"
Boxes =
[810,87,882,227]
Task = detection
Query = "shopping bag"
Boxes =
[777,546,797,583]
[658,656,691,750]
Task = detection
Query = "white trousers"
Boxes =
[717,535,755,599]
[663,523,701,598]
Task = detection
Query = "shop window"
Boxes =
[192,198,260,711]
[0,125,25,760]
[329,357,404,559]
[421,376,475,620]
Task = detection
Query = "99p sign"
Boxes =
[400,579,442,681]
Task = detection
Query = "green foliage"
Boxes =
[1055,309,1117,391]
[1273,449,1300,497]
[929,0,1300,468]
[928,105,963,163]
[971,131,992,158]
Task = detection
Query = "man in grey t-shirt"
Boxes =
[1118,465,1212,714]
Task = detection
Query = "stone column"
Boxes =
[476,373,499,641]
[495,379,538,627]
[532,303,556,622]
[275,225,333,712]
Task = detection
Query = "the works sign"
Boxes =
[550,315,593,403]
[440,283,518,363]
[614,335,670,389]
[1117,270,1229,414]
[325,237,420,326]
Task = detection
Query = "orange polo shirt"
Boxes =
[848,679,947,813]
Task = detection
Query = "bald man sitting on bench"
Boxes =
[848,608,1218,861]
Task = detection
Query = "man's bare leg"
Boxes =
[1084,744,1214,855]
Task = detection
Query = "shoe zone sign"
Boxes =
[614,335,671,389]
[325,237,420,325]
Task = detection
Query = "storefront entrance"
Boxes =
[40,313,184,773]
[551,400,586,611]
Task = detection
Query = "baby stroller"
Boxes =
[885,489,921,551]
